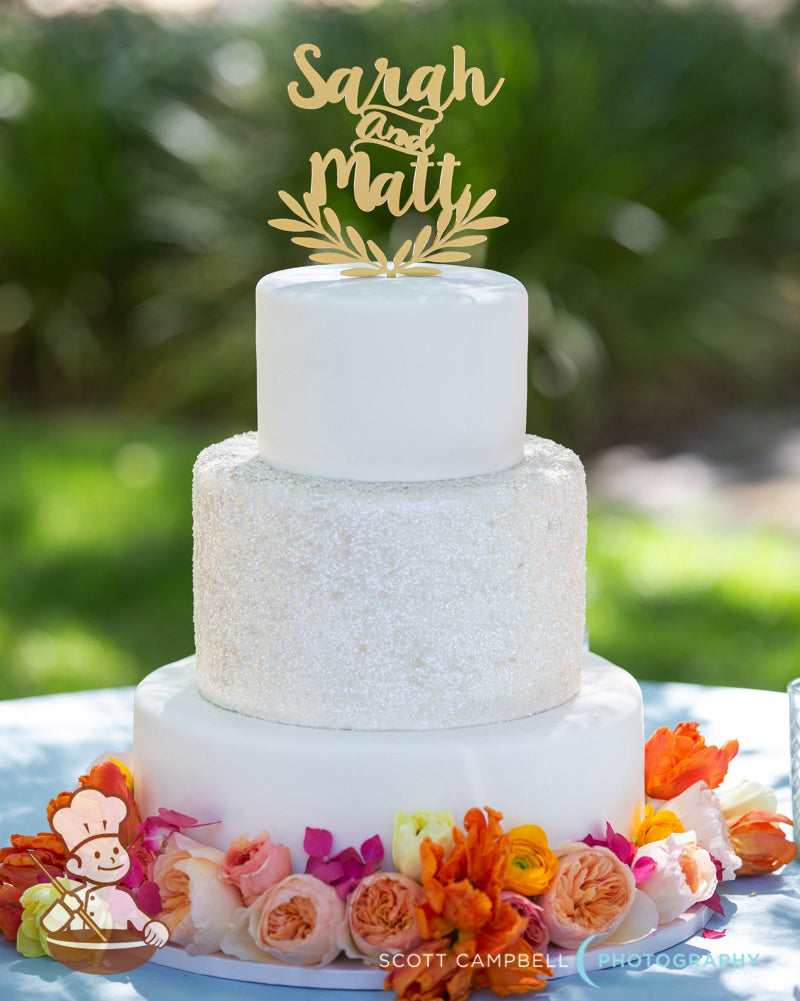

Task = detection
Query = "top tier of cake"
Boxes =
[256,264,528,482]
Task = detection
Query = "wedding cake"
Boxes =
[132,263,645,866]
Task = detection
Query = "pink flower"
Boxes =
[137,808,203,853]
[304,828,383,900]
[539,844,636,949]
[583,823,657,885]
[343,872,424,962]
[634,832,718,924]
[233,873,346,967]
[500,890,549,955]
[220,831,293,906]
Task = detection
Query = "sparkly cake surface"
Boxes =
[193,432,586,730]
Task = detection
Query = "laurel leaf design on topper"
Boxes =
[269,44,508,278]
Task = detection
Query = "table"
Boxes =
[1,680,798,1000]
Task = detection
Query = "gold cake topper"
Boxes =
[269,44,508,277]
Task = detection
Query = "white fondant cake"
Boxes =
[256,265,528,481]
[132,262,647,974]
[194,432,586,729]
[135,652,644,864]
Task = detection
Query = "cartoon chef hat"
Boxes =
[51,788,129,855]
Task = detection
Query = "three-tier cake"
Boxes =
[133,263,644,872]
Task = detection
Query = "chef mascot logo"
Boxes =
[41,787,169,975]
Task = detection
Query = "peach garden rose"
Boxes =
[152,832,241,954]
[341,871,424,962]
[539,843,635,949]
[246,873,345,967]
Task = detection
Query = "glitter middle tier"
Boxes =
[193,432,586,729]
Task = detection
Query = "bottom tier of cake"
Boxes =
[133,651,644,861]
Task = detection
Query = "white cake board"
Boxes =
[148,904,710,989]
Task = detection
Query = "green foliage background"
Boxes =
[1,0,799,698]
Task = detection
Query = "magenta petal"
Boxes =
[700,890,725,917]
[341,857,366,882]
[360,834,384,864]
[304,827,333,858]
[306,857,345,885]
[330,846,360,866]
[122,856,144,889]
[335,878,357,901]
[158,808,199,829]
[137,881,163,915]
[701,928,726,939]
[582,833,605,849]
[632,856,657,884]
[605,824,635,866]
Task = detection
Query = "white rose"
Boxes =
[649,780,741,880]
[634,832,717,924]
[717,779,778,821]
[392,810,455,882]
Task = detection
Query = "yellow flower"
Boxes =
[504,825,558,896]
[17,879,81,958]
[392,810,455,882]
[635,805,684,846]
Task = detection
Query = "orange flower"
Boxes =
[644,722,738,799]
[47,759,141,847]
[392,808,549,1001]
[0,883,23,942]
[503,825,558,896]
[728,810,798,876]
[417,808,524,955]
[474,938,552,996]
[384,938,473,1001]
[635,805,684,846]
[0,832,66,892]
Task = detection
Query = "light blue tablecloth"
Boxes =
[1,680,798,1000]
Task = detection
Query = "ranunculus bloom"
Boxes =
[718,780,778,821]
[221,831,293,906]
[343,871,424,961]
[636,805,684,846]
[16,879,82,958]
[645,722,738,800]
[392,810,455,883]
[728,810,798,876]
[503,825,558,896]
[0,832,66,892]
[539,844,636,949]
[0,883,23,942]
[650,780,740,881]
[248,873,345,967]
[634,832,717,924]
[500,890,549,955]
[152,832,241,954]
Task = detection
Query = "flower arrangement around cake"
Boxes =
[1,723,795,998]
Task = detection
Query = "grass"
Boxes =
[1,412,798,700]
